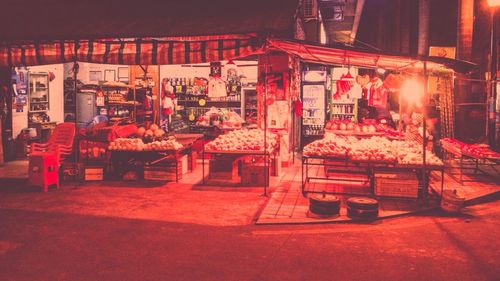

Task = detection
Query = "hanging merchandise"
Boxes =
[210,62,222,78]
[207,76,227,98]
[292,97,303,116]
[95,90,105,107]
[333,72,353,100]
[356,75,370,88]
[161,78,174,116]
[383,74,404,91]
[369,77,388,108]
[349,83,363,99]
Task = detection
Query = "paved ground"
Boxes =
[1,192,500,280]
[1,159,499,280]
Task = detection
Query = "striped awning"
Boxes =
[0,34,263,67]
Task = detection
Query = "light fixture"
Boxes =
[487,0,500,7]
[400,79,424,108]
[376,67,387,75]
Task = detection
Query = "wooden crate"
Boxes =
[143,165,182,181]
[374,173,418,198]
[84,166,104,181]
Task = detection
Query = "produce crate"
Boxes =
[208,156,239,180]
[83,166,104,181]
[143,164,182,181]
[374,173,418,198]
[241,162,269,186]
[177,155,188,175]
[61,163,80,181]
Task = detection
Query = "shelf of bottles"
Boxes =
[242,87,257,124]
[164,77,242,125]
[133,76,155,123]
[330,101,357,121]
[28,72,50,124]
[302,84,326,136]
[100,86,134,123]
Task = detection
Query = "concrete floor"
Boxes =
[0,158,499,280]
[1,200,499,281]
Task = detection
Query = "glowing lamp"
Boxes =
[376,68,387,75]
[487,0,500,7]
[400,79,424,108]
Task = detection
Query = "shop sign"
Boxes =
[429,46,456,59]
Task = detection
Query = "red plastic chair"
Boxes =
[30,122,76,164]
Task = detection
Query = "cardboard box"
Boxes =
[208,156,239,180]
[143,165,182,181]
[180,155,188,175]
[374,173,418,198]
[241,162,269,186]
[271,156,281,177]
[84,166,104,181]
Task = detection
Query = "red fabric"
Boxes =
[1,34,262,66]
[293,99,303,116]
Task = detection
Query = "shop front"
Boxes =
[0,16,497,220]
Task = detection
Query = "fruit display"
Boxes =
[304,135,442,166]
[135,124,166,143]
[204,129,278,152]
[348,136,397,162]
[108,137,183,151]
[325,120,404,139]
[196,107,244,128]
[441,138,500,159]
[325,120,378,134]
[303,135,349,158]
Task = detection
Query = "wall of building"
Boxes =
[159,60,258,83]
[12,64,64,138]
[63,62,128,84]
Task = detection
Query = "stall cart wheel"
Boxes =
[309,195,340,217]
[346,197,379,220]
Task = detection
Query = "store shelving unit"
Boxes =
[28,72,50,124]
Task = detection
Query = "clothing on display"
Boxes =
[207,76,227,98]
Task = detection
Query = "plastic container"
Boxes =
[441,190,465,213]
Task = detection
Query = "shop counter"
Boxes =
[301,155,445,201]
[201,147,279,195]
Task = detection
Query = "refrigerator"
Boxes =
[301,69,327,147]
[76,92,97,128]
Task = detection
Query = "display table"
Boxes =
[302,155,445,200]
[109,148,189,182]
[441,145,499,185]
[202,147,278,195]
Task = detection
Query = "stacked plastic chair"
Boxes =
[28,122,76,191]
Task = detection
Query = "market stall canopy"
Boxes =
[266,38,477,73]
[0,34,264,66]
[0,0,298,42]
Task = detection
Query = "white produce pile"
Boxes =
[205,129,278,152]
[108,137,183,151]
[304,135,443,165]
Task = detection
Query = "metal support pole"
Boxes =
[488,8,498,150]
[423,61,429,199]
[263,56,268,197]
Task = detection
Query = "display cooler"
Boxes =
[301,68,327,147]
